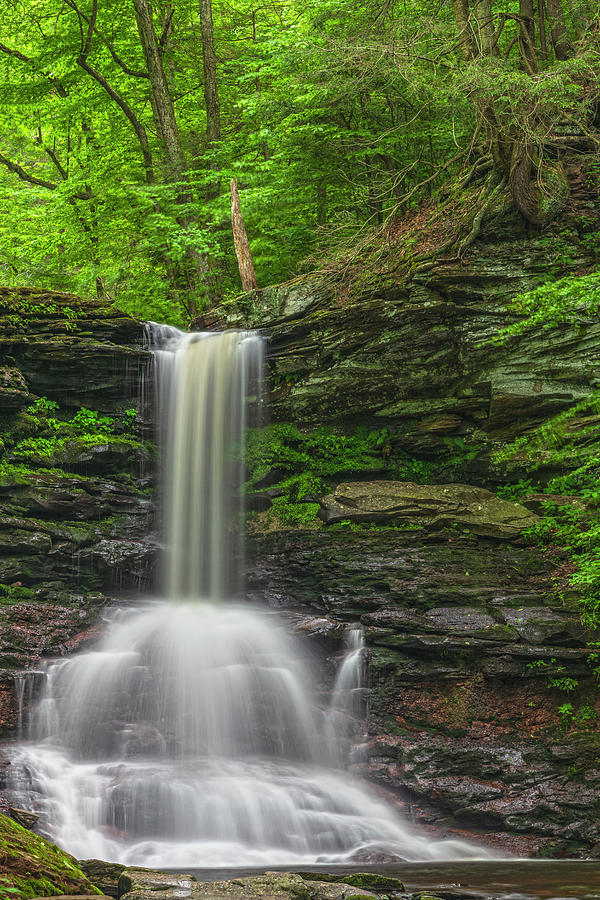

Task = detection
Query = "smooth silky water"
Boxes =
[6,327,488,866]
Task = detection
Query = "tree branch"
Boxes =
[64,0,149,78]
[0,41,69,97]
[158,8,175,55]
[0,148,94,199]
[0,151,58,191]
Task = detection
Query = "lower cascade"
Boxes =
[6,327,486,866]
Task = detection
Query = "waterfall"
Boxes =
[146,326,263,600]
[5,326,487,866]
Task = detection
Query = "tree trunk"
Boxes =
[230,178,257,292]
[546,0,574,59]
[133,0,221,314]
[538,0,548,59]
[132,0,186,177]
[199,0,221,145]
[473,0,496,56]
[519,0,539,72]
[452,0,476,59]
[509,138,570,225]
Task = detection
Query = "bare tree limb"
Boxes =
[230,177,258,291]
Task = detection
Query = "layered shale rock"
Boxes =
[0,287,151,732]
[247,527,598,855]
[196,213,600,457]
[230,210,600,856]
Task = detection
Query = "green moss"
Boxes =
[245,423,432,530]
[343,875,405,891]
[0,812,101,897]
[0,584,34,604]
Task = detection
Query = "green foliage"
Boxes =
[492,271,600,345]
[245,422,431,529]
[0,0,594,319]
[440,435,483,479]
[0,584,35,605]
[494,396,600,626]
[496,479,535,501]
[557,702,597,730]
[0,399,139,467]
[557,702,574,724]
[548,676,579,693]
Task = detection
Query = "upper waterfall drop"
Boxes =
[146,325,264,601]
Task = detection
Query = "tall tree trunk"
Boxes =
[546,0,574,59]
[453,0,476,59]
[133,0,221,314]
[538,0,548,59]
[473,0,496,56]
[230,178,257,292]
[199,0,221,144]
[132,0,186,177]
[519,0,539,72]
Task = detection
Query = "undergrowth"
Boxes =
[492,394,600,626]
[0,397,139,470]
[245,423,433,528]
[490,270,600,346]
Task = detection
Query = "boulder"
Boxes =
[79,860,126,898]
[318,481,539,539]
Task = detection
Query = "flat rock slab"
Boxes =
[119,872,387,900]
[319,481,539,539]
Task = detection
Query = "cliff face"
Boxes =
[198,211,599,448]
[1,201,600,859]
[200,209,600,857]
[0,288,152,730]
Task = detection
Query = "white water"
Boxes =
[7,327,488,865]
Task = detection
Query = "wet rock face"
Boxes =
[0,286,146,410]
[0,368,29,412]
[247,528,600,855]
[0,287,153,732]
[115,869,432,900]
[195,224,600,449]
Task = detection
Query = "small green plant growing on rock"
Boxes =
[489,271,600,346]
[491,395,600,627]
[558,703,574,727]
[245,423,431,529]
[0,876,20,898]
[548,676,579,693]
[2,399,140,467]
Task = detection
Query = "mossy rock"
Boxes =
[0,811,101,897]
[340,875,405,892]
[319,481,538,540]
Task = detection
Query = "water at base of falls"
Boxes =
[7,602,483,866]
[5,327,489,866]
